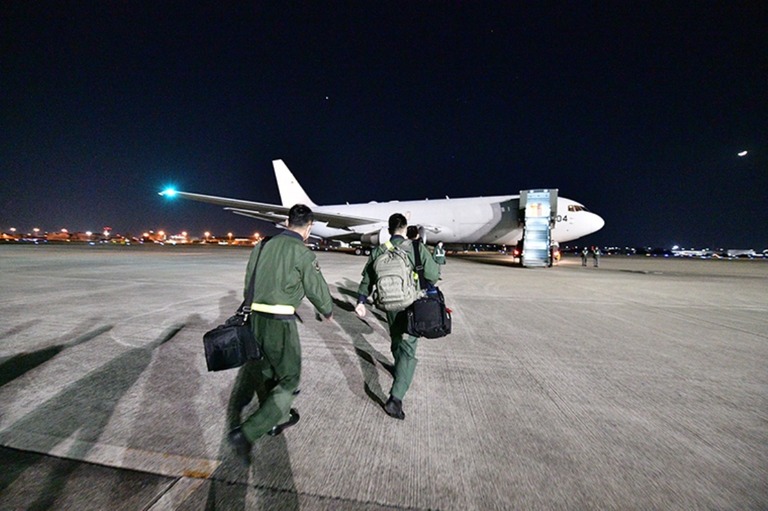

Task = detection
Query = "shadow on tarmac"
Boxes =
[0,324,113,389]
[0,323,183,508]
[329,280,396,412]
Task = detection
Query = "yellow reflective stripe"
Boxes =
[251,303,296,315]
[384,240,394,250]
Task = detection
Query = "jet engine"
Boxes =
[360,227,391,246]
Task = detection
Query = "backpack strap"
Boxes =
[240,236,271,318]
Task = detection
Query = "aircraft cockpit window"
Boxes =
[567,205,589,212]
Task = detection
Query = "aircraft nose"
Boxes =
[588,212,605,234]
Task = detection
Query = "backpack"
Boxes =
[373,240,423,312]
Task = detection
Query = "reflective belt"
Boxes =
[251,303,296,316]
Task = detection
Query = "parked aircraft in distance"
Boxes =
[160,159,604,247]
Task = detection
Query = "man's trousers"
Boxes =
[386,309,419,400]
[239,314,301,442]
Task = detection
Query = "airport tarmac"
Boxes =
[1,244,766,510]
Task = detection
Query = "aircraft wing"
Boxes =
[164,191,382,229]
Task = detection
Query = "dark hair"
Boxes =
[288,204,314,227]
[406,225,419,240]
[388,213,408,234]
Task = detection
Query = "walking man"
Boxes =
[228,204,333,463]
[354,213,439,420]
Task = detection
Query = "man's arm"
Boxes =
[300,251,333,318]
[419,243,440,284]
[354,253,377,317]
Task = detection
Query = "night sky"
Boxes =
[3,2,766,248]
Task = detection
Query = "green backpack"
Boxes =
[373,240,423,312]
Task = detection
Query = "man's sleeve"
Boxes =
[356,255,375,301]
[420,243,440,284]
[300,251,333,317]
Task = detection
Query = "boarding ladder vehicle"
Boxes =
[518,189,558,267]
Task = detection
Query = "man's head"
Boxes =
[388,213,408,236]
[287,204,314,240]
[406,225,419,240]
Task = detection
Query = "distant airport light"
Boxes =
[738,150,748,157]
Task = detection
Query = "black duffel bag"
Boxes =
[406,287,452,339]
[203,237,270,372]
[203,312,262,371]
[406,240,452,339]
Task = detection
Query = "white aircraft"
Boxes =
[160,159,604,247]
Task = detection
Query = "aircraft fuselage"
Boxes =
[312,195,604,245]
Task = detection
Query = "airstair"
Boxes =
[519,189,558,267]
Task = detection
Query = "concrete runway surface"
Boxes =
[1,244,766,510]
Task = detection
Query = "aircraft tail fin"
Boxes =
[272,159,317,208]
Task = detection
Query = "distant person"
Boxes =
[592,246,601,267]
[433,241,447,279]
[406,225,420,241]
[228,204,333,464]
[581,247,589,266]
[355,213,439,420]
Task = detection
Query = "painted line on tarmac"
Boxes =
[0,428,221,479]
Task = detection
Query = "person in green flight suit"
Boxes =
[228,204,333,464]
[354,213,439,420]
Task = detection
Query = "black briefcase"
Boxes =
[203,313,262,371]
[406,287,452,339]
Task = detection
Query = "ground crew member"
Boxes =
[228,204,333,464]
[592,246,601,267]
[433,241,446,279]
[354,213,439,420]
[581,247,589,266]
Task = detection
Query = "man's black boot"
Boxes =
[384,395,405,420]
[227,427,252,466]
[268,408,300,436]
